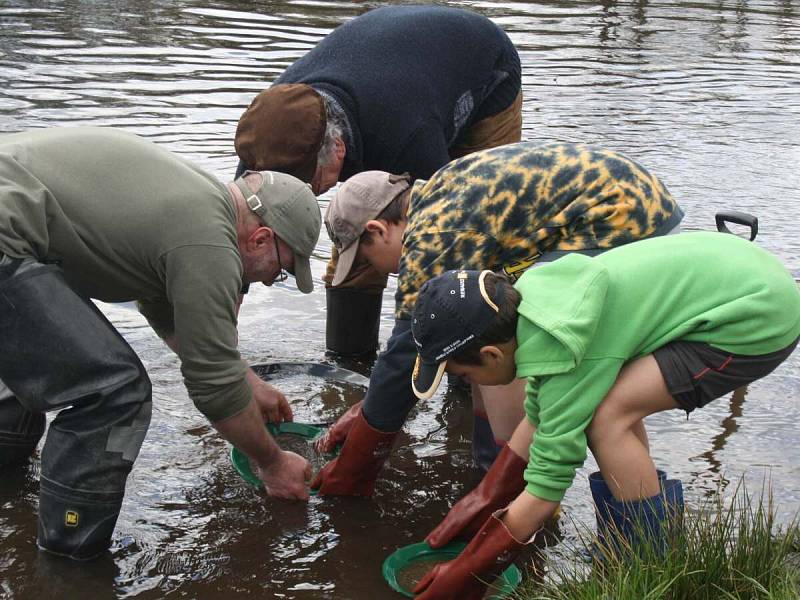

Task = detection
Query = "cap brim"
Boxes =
[292,252,314,294]
[331,241,359,287]
[411,356,447,401]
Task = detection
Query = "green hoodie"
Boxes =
[514,232,800,502]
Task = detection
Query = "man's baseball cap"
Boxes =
[235,84,326,183]
[234,170,321,294]
[324,171,411,286]
[411,270,505,400]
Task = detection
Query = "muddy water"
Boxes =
[1,1,799,598]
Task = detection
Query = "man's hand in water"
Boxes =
[247,368,293,423]
[258,450,312,500]
[213,399,309,500]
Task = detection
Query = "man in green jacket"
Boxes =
[0,127,321,560]
[408,233,800,599]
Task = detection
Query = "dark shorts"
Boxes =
[653,337,799,413]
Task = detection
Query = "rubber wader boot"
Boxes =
[37,482,125,561]
[0,394,45,467]
[0,261,152,560]
[0,258,45,467]
[589,470,684,557]
[325,287,382,356]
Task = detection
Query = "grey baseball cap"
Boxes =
[324,171,411,286]
[234,170,321,293]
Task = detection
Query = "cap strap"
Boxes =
[239,170,277,216]
[246,194,262,212]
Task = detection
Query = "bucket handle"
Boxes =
[715,210,758,241]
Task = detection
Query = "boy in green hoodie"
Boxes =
[409,232,800,600]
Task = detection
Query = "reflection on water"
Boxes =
[697,385,748,486]
[1,1,799,598]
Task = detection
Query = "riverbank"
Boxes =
[519,483,800,600]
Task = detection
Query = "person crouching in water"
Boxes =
[408,233,800,600]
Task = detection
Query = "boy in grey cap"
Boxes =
[0,127,320,560]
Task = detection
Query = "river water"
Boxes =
[1,1,799,598]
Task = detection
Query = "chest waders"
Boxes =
[325,286,383,356]
[0,258,151,560]
[323,244,384,358]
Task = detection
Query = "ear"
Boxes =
[364,219,389,242]
[479,345,505,365]
[247,225,273,253]
[334,137,346,161]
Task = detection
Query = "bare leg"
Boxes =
[587,355,679,502]
[632,420,650,454]
[478,379,527,442]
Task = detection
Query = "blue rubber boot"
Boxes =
[589,470,684,558]
[588,470,667,531]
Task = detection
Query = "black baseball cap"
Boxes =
[411,270,505,400]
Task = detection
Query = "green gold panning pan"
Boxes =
[230,422,334,492]
[229,360,367,495]
[382,541,522,598]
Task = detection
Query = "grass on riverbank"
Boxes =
[518,484,800,600]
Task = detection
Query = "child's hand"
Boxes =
[413,557,486,600]
[416,509,526,600]
[315,400,362,453]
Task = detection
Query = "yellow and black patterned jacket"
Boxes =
[359,141,683,433]
[395,141,683,319]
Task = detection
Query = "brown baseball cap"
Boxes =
[324,171,411,287]
[234,84,326,183]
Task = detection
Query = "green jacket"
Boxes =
[0,127,250,422]
[515,232,800,502]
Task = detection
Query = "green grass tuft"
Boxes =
[517,482,800,600]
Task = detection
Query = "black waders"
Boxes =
[0,258,151,560]
[325,287,382,356]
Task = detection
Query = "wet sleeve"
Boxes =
[361,229,501,430]
[523,357,624,502]
[391,122,452,180]
[395,230,500,319]
[164,245,250,422]
[361,318,418,432]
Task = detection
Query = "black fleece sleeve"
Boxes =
[361,317,419,432]
[391,122,452,180]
